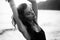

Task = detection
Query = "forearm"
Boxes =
[8,0,22,26]
[31,1,38,21]
[9,0,18,19]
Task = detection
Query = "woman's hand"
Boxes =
[5,0,12,2]
[6,0,10,2]
[27,0,36,3]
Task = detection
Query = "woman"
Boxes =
[6,0,46,40]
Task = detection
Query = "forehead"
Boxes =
[24,4,32,12]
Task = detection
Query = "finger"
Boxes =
[5,0,11,2]
[5,0,8,1]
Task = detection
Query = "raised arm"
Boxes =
[6,0,19,21]
[6,0,25,29]
[6,0,30,40]
[28,0,38,21]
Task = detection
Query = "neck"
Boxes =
[27,20,41,32]
[27,20,35,26]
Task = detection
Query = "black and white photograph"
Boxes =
[0,0,60,40]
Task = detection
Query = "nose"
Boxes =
[30,11,35,16]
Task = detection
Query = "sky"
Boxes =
[0,0,60,40]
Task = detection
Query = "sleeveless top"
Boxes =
[22,20,46,40]
[27,24,46,40]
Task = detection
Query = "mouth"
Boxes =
[27,15,36,20]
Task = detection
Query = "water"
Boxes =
[38,10,60,40]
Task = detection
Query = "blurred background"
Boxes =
[0,0,60,40]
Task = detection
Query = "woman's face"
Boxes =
[24,6,35,20]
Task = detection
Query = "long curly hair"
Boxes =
[12,3,28,27]
[12,3,46,40]
[12,3,37,28]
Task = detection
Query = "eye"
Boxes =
[25,12,30,15]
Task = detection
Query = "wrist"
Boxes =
[8,0,11,2]
[31,1,36,3]
[8,0,13,3]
